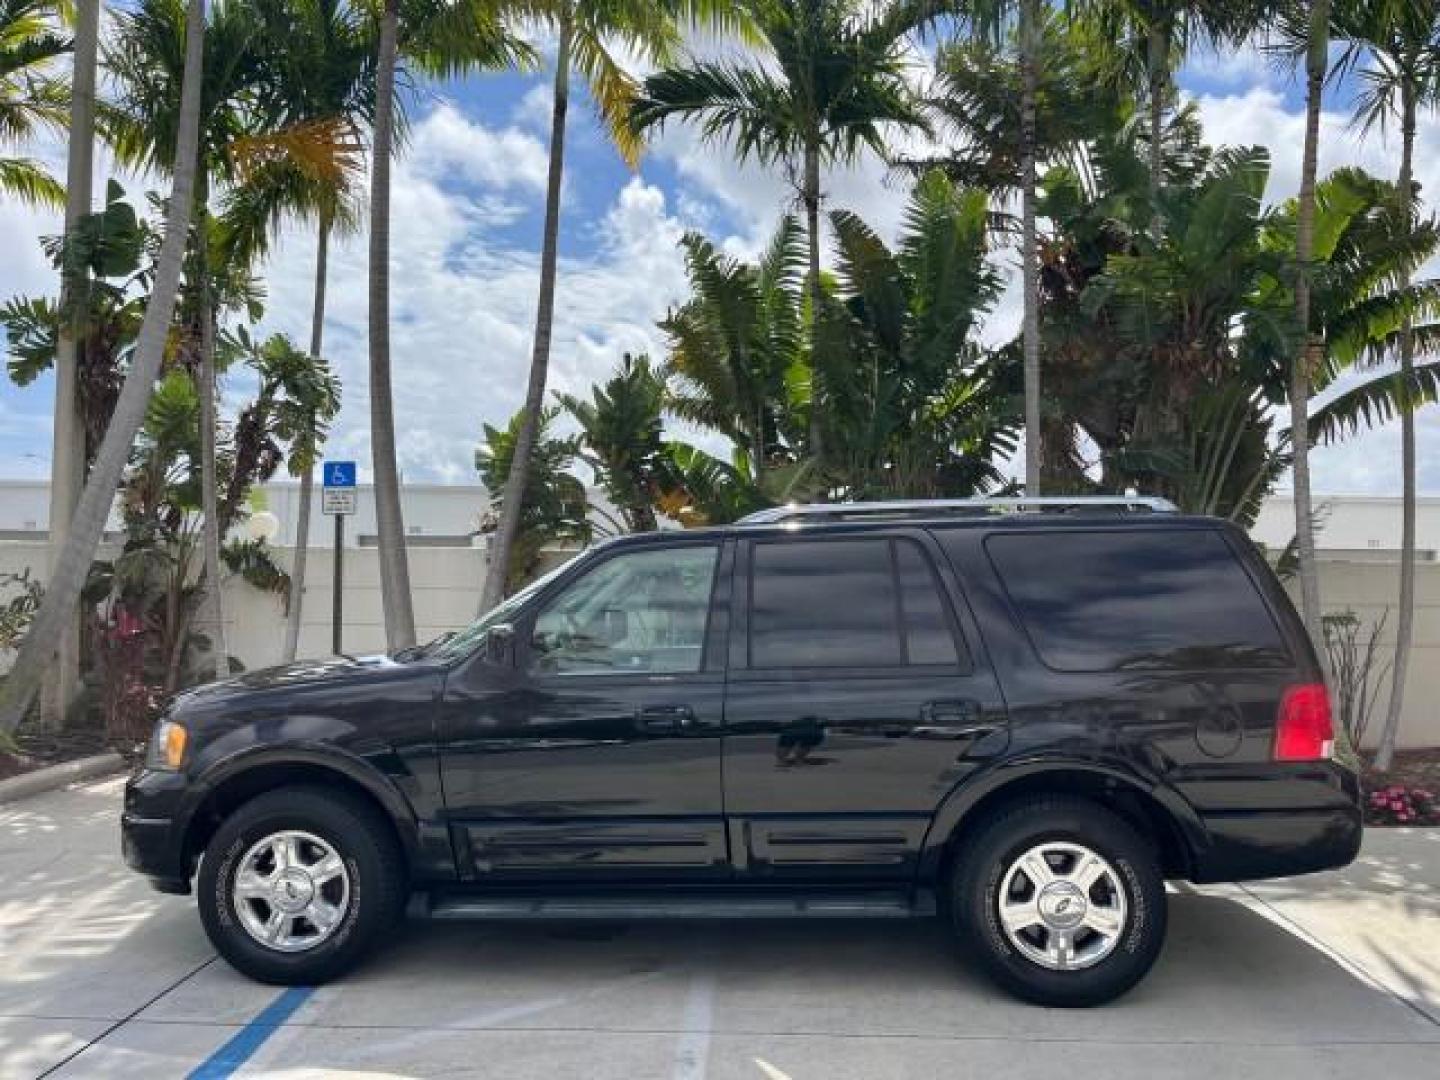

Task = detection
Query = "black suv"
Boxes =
[122,498,1361,1006]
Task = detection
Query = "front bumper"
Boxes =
[121,768,194,894]
[1183,762,1364,883]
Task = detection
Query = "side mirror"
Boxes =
[485,622,515,665]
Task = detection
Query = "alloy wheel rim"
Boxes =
[233,830,350,954]
[997,841,1128,972]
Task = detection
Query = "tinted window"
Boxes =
[897,541,963,666]
[749,538,963,669]
[985,529,1288,672]
[531,545,718,674]
[751,539,900,668]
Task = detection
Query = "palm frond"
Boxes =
[0,154,62,206]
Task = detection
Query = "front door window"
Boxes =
[530,545,719,675]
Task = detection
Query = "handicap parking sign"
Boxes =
[324,461,356,488]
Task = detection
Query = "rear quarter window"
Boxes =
[984,528,1290,672]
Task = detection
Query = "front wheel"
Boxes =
[950,797,1167,1007]
[197,785,405,985]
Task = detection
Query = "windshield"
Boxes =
[423,558,577,663]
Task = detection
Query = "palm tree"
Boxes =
[107,0,367,675]
[913,4,1105,496]
[1278,170,1440,448]
[0,0,205,735]
[1017,0,1041,495]
[1288,0,1333,662]
[0,0,68,207]
[479,0,745,612]
[367,0,412,649]
[40,0,100,729]
[244,0,373,662]
[1086,0,1270,235]
[630,0,928,471]
[1333,0,1440,767]
[105,0,272,679]
[369,0,530,642]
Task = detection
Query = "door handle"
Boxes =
[636,705,695,734]
[921,699,980,723]
[918,700,993,738]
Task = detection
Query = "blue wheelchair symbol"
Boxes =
[323,461,356,488]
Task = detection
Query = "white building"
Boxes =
[0,478,491,548]
[1251,494,1440,561]
[5,479,1439,559]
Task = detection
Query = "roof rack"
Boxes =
[737,496,1179,525]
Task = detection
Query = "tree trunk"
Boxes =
[1147,18,1166,239]
[480,16,572,613]
[1,0,206,734]
[1375,86,1417,771]
[1289,0,1330,668]
[803,139,824,466]
[282,217,330,662]
[368,0,416,648]
[196,198,228,680]
[1020,0,1042,496]
[39,0,101,729]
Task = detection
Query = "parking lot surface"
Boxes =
[2,777,1437,1079]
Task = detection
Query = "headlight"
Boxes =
[145,719,189,771]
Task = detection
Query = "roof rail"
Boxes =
[737,496,1179,525]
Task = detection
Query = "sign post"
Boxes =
[322,461,356,654]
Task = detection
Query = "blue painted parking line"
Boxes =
[187,986,315,1079]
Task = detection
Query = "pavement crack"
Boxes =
[34,955,218,1078]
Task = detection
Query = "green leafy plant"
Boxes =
[0,569,43,655]
[476,406,592,594]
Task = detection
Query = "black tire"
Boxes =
[949,796,1167,1007]
[197,785,406,985]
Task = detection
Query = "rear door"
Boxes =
[939,523,1302,783]
[723,528,1008,882]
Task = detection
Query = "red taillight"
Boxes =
[1274,683,1334,761]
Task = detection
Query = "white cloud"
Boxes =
[4,49,1437,499]
[1181,37,1285,91]
[407,102,550,194]
[249,114,695,485]
[0,198,62,301]
[513,84,555,132]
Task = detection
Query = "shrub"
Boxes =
[1365,784,1438,827]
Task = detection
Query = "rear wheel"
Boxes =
[197,785,405,985]
[950,797,1167,1006]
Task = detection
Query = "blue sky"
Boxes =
[3,29,1438,497]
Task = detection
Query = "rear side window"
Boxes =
[984,529,1289,672]
[896,541,960,665]
[749,537,966,670]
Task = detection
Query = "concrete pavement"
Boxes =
[1,777,1437,1079]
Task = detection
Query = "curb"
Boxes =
[0,752,127,805]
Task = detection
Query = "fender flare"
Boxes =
[176,742,422,866]
[916,755,1209,882]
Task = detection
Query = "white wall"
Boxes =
[255,482,489,548]
[2,540,1436,749]
[1252,494,1440,557]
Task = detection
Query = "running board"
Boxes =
[422,889,934,922]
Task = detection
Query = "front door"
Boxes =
[438,540,732,882]
[724,529,1008,882]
